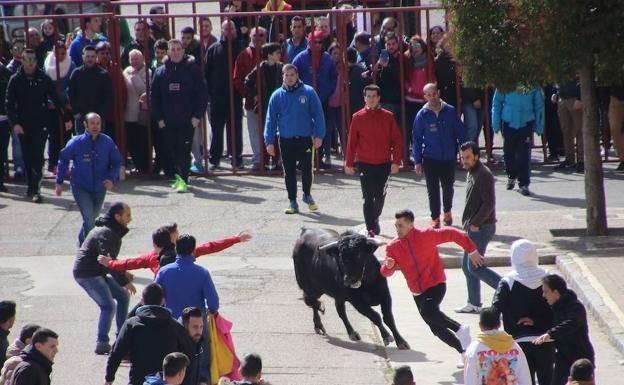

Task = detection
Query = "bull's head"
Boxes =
[319,234,384,289]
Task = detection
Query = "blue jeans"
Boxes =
[10,129,25,171]
[461,223,501,306]
[72,186,106,245]
[75,275,130,344]
[461,103,484,143]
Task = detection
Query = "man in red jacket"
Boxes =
[381,209,485,368]
[345,84,403,237]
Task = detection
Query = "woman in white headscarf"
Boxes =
[492,239,555,385]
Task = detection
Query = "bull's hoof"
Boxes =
[314,326,326,335]
[383,335,395,346]
[348,331,361,341]
[396,340,410,350]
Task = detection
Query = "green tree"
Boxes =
[443,0,624,235]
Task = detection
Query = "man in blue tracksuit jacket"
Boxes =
[413,83,466,228]
[151,40,208,192]
[491,86,544,196]
[265,64,325,214]
[56,113,122,245]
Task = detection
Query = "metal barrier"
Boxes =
[0,0,618,180]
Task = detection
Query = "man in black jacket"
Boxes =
[151,40,208,193]
[68,45,113,135]
[0,61,12,192]
[6,48,71,203]
[73,201,136,355]
[120,20,155,70]
[456,141,501,314]
[205,20,244,171]
[105,283,193,385]
[9,328,58,385]
[375,33,403,127]
[0,300,16,367]
[181,307,210,385]
[534,274,595,385]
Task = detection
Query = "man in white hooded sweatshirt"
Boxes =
[492,239,555,385]
[464,307,531,385]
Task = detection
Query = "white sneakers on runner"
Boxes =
[454,303,482,314]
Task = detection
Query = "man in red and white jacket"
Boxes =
[345,84,403,237]
[381,209,485,368]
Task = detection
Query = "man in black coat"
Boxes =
[205,20,244,170]
[68,45,113,135]
[180,307,210,385]
[73,202,136,355]
[9,328,58,385]
[104,283,194,385]
[0,300,16,367]
[120,20,155,70]
[0,61,13,192]
[6,48,71,203]
[534,274,595,385]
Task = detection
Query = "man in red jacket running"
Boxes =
[380,209,485,368]
[345,84,403,237]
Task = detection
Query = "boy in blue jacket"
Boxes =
[412,83,466,228]
[264,64,325,214]
[56,113,121,245]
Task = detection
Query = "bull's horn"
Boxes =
[318,240,339,251]
[366,237,385,247]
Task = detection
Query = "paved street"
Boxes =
[1,162,624,384]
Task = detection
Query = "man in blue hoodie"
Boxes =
[144,352,190,385]
[68,16,107,66]
[56,113,122,246]
[413,83,466,228]
[151,39,208,193]
[155,234,219,320]
[264,64,325,214]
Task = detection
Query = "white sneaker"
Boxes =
[456,352,465,368]
[454,303,482,314]
[456,324,472,351]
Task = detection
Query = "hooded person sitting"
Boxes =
[492,239,555,385]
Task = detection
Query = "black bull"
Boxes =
[292,228,409,349]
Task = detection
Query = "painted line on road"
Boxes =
[572,255,624,329]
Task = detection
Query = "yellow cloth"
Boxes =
[262,0,288,11]
[208,314,234,385]
[475,332,515,353]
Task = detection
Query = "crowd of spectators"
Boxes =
[2,3,623,197]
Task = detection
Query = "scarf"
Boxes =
[475,330,514,353]
[262,0,290,11]
[44,51,72,80]
[411,52,427,69]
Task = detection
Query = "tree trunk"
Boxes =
[579,61,608,235]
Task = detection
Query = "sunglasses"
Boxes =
[23,56,36,63]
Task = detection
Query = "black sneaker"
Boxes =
[0,184,7,193]
[547,153,559,162]
[208,163,219,171]
[506,178,515,190]
[555,160,575,170]
[520,186,531,196]
[575,162,585,173]
[32,193,43,203]
[95,342,111,355]
[617,161,624,171]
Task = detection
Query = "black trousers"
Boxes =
[18,128,48,194]
[519,341,555,385]
[209,99,243,166]
[125,122,149,173]
[152,121,166,174]
[0,120,10,185]
[279,136,313,201]
[422,157,455,219]
[47,109,71,171]
[413,283,463,353]
[544,99,563,156]
[164,125,194,183]
[358,162,391,230]
[502,122,533,187]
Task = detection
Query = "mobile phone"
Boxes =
[380,49,389,63]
